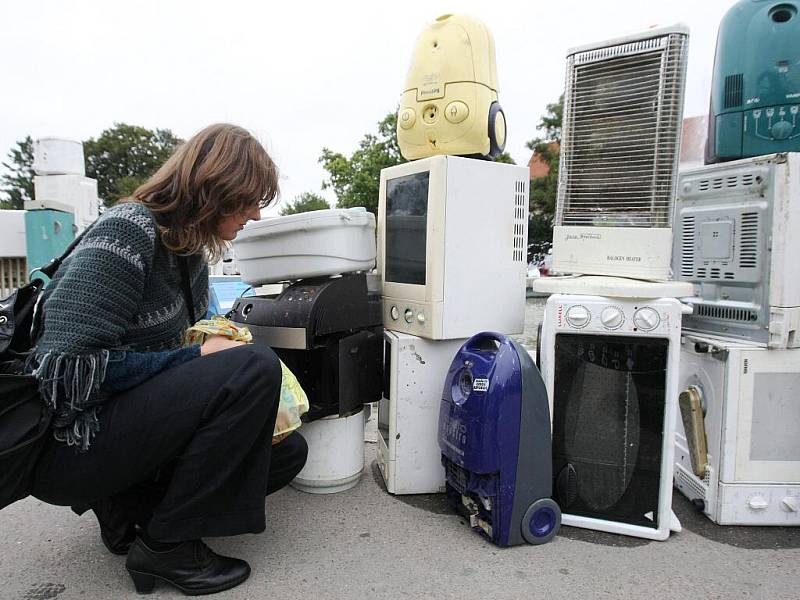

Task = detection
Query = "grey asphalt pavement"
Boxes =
[2,413,799,600]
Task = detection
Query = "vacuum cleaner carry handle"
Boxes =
[463,331,510,354]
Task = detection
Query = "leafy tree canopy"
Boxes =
[0,136,35,210]
[319,111,521,214]
[84,123,182,206]
[494,151,515,164]
[0,124,182,210]
[280,191,331,216]
[319,112,404,215]
[525,95,563,246]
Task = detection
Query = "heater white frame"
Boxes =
[540,293,683,540]
[552,24,689,281]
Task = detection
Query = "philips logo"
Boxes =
[420,87,441,96]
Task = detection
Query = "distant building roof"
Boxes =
[527,141,560,179]
[680,115,708,169]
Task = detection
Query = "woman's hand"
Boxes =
[200,335,246,356]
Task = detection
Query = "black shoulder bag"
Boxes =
[0,230,89,510]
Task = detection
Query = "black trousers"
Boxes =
[30,345,308,542]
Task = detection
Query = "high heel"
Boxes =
[125,536,250,596]
[127,570,156,594]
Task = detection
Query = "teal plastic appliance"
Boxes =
[706,0,800,163]
[25,210,75,278]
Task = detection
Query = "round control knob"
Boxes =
[633,307,660,331]
[771,120,793,141]
[565,305,591,328]
[416,311,426,324]
[398,108,416,130]
[600,307,624,330]
[780,497,799,513]
[747,495,769,511]
[390,306,399,321]
[404,308,414,324]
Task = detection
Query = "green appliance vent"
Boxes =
[723,73,743,109]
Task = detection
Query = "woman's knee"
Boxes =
[242,344,281,378]
[230,344,282,386]
[284,431,308,467]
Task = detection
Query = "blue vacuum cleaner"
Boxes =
[438,332,560,546]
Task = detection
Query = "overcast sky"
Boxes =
[1,0,737,213]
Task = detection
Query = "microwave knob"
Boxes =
[747,495,769,511]
[565,305,590,328]
[633,307,660,331]
[404,308,414,324]
[600,307,624,329]
[780,497,799,513]
[390,306,399,320]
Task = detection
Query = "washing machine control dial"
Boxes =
[565,305,591,328]
[633,307,660,331]
[600,307,624,330]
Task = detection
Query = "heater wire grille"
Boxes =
[557,32,688,228]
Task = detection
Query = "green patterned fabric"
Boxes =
[27,202,208,450]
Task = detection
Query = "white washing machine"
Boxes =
[674,333,800,525]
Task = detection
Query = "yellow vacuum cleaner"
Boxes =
[397,14,506,160]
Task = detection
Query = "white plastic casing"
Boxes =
[377,331,467,494]
[378,156,528,340]
[32,137,85,176]
[673,333,800,525]
[552,226,674,280]
[233,208,377,285]
[28,175,100,230]
[540,294,683,540]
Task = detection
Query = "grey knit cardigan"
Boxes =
[27,202,208,450]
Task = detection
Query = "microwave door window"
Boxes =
[552,334,669,529]
[385,172,429,285]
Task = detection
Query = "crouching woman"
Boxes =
[27,123,307,596]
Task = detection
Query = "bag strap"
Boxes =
[33,222,94,280]
[177,255,196,325]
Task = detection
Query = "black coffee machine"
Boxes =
[230,272,382,421]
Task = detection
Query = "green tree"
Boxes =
[0,136,35,209]
[0,125,182,210]
[526,95,563,246]
[319,111,521,214]
[319,112,405,215]
[280,191,331,216]
[494,151,515,164]
[84,123,182,206]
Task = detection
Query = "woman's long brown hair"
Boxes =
[127,123,279,261]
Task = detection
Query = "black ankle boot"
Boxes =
[125,536,251,596]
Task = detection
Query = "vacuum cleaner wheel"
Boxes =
[521,498,562,545]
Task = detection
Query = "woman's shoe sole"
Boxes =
[127,567,250,596]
